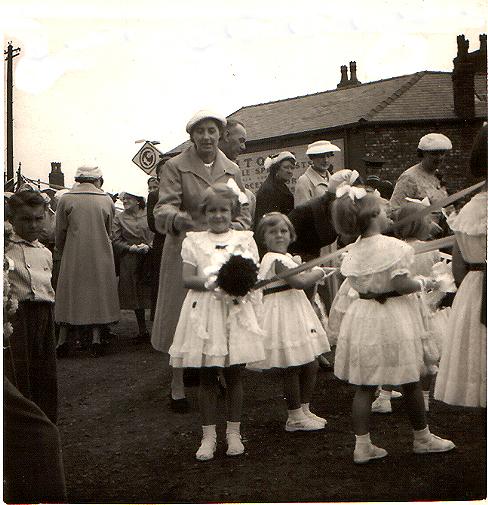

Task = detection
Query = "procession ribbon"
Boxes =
[388,179,485,232]
[254,179,485,290]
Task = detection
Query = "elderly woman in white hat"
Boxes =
[113,192,154,342]
[253,151,296,230]
[151,110,251,412]
[294,140,341,207]
[55,166,120,356]
[390,133,452,211]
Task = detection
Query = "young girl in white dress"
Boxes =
[168,183,265,461]
[331,184,455,464]
[371,200,453,414]
[434,125,487,408]
[253,212,330,431]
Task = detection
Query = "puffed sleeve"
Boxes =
[181,233,197,267]
[389,244,415,279]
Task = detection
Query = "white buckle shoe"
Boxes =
[303,409,327,427]
[196,437,217,461]
[354,444,388,464]
[226,432,244,456]
[371,397,392,414]
[413,434,456,454]
[285,417,325,432]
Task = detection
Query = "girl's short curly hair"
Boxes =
[200,183,240,218]
[254,212,297,247]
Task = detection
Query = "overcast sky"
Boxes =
[2,0,487,196]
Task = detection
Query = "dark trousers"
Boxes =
[3,376,67,503]
[9,301,58,423]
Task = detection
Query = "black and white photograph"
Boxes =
[3,0,487,502]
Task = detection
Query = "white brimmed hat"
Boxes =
[417,133,452,151]
[75,166,103,179]
[186,110,227,134]
[306,140,341,156]
[264,151,296,170]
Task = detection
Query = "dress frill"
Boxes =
[251,252,330,369]
[327,278,358,346]
[434,272,487,407]
[169,289,265,368]
[334,236,425,385]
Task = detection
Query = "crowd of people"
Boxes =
[3,108,486,500]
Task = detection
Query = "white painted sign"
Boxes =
[132,141,164,175]
[236,139,345,193]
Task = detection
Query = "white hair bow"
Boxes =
[405,197,430,207]
[336,184,367,201]
[226,178,249,205]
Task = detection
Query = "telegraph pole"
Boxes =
[4,42,21,186]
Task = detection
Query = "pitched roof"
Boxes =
[168,71,487,153]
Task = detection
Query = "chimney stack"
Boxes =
[349,61,362,85]
[337,65,349,88]
[49,161,65,189]
[452,33,487,119]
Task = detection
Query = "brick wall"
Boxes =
[360,121,485,194]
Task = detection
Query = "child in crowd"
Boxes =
[331,183,455,464]
[168,183,265,462]
[5,191,58,423]
[253,212,330,431]
[371,200,452,414]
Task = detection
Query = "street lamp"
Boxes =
[135,139,160,145]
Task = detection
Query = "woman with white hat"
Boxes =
[294,140,341,207]
[151,110,251,412]
[113,192,154,343]
[390,133,452,211]
[55,166,120,356]
[254,151,296,230]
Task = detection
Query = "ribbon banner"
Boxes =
[254,179,485,290]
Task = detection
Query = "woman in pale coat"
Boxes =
[151,110,251,412]
[55,166,119,356]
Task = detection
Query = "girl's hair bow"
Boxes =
[226,178,249,205]
[335,184,367,201]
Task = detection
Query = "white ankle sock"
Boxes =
[301,403,311,413]
[226,421,241,435]
[202,424,217,438]
[355,433,371,447]
[288,407,307,421]
[414,426,430,441]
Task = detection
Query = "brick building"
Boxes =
[169,34,487,194]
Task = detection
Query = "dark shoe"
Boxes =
[101,330,117,345]
[317,354,333,371]
[56,343,71,358]
[169,396,190,413]
[133,331,150,345]
[91,343,104,357]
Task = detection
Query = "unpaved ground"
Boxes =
[57,311,486,503]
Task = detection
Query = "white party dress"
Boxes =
[168,230,265,368]
[334,235,424,386]
[434,192,487,407]
[253,252,330,369]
